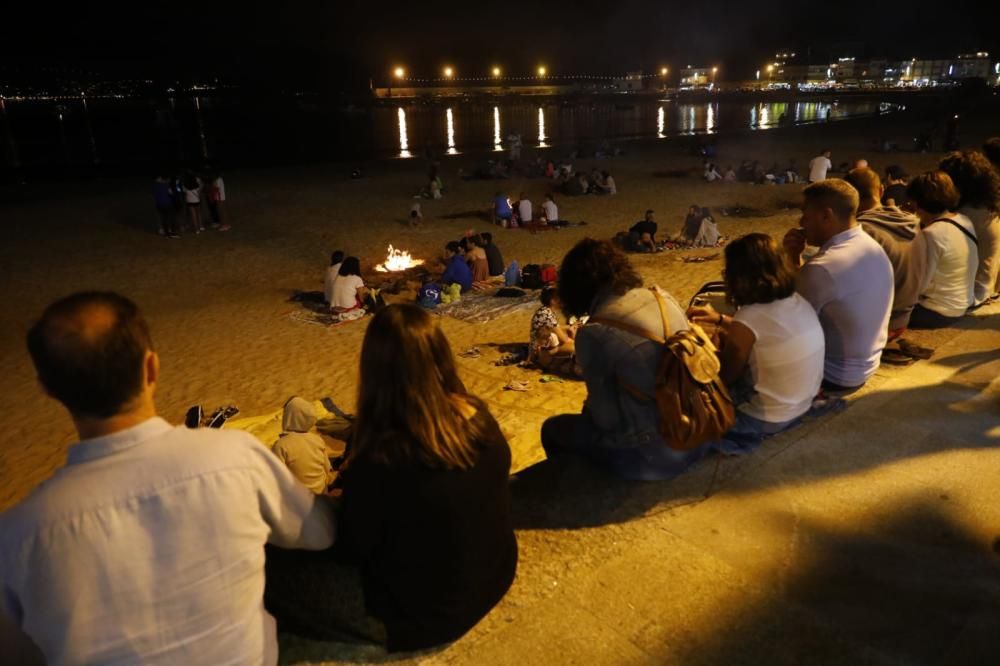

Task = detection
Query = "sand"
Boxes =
[1,110,995,511]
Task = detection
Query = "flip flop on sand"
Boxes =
[539,374,567,383]
[897,339,934,360]
[458,346,482,358]
[503,380,531,392]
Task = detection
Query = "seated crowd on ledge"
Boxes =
[2,138,999,665]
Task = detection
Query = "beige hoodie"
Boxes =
[273,397,333,495]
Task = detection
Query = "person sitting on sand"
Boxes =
[783,179,893,391]
[691,208,720,247]
[704,163,723,182]
[905,171,978,328]
[597,170,617,195]
[723,165,737,182]
[492,192,512,225]
[687,233,825,456]
[442,241,473,292]
[466,234,490,283]
[324,250,345,305]
[541,239,705,480]
[529,286,577,374]
[628,209,658,252]
[331,256,369,313]
[563,172,588,196]
[408,202,423,228]
[265,305,517,652]
[675,205,704,245]
[272,397,335,495]
[516,193,533,225]
[541,193,559,224]
[481,232,505,276]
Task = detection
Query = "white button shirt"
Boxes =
[0,417,335,665]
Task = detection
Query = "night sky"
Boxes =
[4,0,998,88]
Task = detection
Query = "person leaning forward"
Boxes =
[0,291,335,666]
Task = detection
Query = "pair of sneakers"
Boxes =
[184,404,240,429]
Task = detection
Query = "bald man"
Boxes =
[0,292,335,665]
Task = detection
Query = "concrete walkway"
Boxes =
[284,302,1000,665]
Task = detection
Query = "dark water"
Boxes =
[0,95,898,171]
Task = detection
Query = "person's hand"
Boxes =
[686,303,719,325]
[783,227,807,265]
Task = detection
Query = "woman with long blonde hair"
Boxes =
[332,304,517,651]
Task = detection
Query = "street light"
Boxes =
[492,66,501,77]
[766,64,774,84]
[712,66,719,85]
[537,65,547,77]
[393,67,405,80]
[660,66,668,76]
[443,66,454,79]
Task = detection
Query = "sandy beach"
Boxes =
[1,109,995,511]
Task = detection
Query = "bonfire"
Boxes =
[375,245,424,272]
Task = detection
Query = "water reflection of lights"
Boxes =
[397,107,412,158]
[706,104,716,134]
[537,107,547,147]
[657,106,665,137]
[493,106,502,151]
[760,105,771,128]
[446,108,457,154]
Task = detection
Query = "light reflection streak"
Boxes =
[657,106,665,137]
[493,106,502,151]
[397,107,412,158]
[537,107,547,147]
[446,108,457,154]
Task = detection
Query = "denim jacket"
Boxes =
[576,286,688,449]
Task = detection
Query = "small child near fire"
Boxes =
[529,286,577,373]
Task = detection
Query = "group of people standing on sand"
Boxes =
[152,168,229,238]
[4,138,999,665]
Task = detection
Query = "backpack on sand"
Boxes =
[589,287,735,450]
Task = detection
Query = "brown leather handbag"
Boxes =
[589,287,736,450]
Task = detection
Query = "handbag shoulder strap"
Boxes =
[586,287,671,344]
[930,217,978,246]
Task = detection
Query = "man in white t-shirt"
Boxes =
[517,193,533,224]
[541,193,558,223]
[808,150,833,183]
[784,179,893,391]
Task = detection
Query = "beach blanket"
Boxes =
[435,288,539,324]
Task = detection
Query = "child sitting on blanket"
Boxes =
[272,396,335,494]
[528,286,578,374]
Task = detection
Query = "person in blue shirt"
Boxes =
[492,192,512,226]
[442,241,473,292]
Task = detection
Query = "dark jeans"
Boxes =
[541,413,706,481]
[156,206,177,235]
[908,303,963,329]
[264,545,385,645]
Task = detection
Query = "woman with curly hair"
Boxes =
[938,150,1000,304]
[540,238,705,480]
[687,233,825,454]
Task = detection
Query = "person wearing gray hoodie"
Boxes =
[845,167,927,334]
[273,397,334,494]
